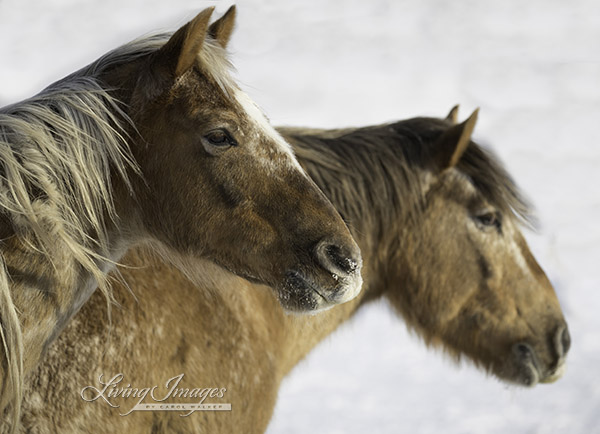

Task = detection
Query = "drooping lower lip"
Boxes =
[539,362,567,384]
[278,270,342,312]
[284,270,326,299]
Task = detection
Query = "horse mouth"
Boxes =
[514,357,541,387]
[511,344,567,387]
[279,269,362,313]
[515,361,566,387]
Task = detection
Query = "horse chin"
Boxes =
[539,362,567,384]
[339,273,363,302]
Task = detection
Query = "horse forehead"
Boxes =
[452,171,479,196]
[506,222,534,276]
[480,219,532,281]
[427,170,480,205]
[232,89,306,173]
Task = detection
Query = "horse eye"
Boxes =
[475,212,501,230]
[204,129,237,147]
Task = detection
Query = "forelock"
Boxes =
[196,37,238,100]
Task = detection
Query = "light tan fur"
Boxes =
[17,114,569,433]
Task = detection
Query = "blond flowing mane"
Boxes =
[0,28,244,431]
[0,35,179,431]
[0,81,136,431]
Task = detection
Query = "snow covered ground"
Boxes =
[0,1,598,433]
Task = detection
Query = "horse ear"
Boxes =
[208,5,237,48]
[435,108,479,169]
[155,7,215,78]
[445,105,460,124]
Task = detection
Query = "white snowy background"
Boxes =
[0,1,598,433]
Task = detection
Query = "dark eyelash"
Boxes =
[205,129,237,147]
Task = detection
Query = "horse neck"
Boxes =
[264,136,418,379]
[1,219,129,373]
[0,88,142,424]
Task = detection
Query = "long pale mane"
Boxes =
[0,34,149,431]
[0,28,241,430]
[0,74,135,432]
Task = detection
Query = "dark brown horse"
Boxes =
[17,108,569,433]
[0,7,361,430]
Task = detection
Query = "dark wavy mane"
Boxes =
[280,116,534,233]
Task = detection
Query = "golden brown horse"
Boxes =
[17,109,569,433]
[0,7,361,430]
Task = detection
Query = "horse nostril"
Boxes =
[513,343,533,360]
[327,245,358,274]
[315,240,361,277]
[560,326,571,356]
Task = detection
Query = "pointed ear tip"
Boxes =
[445,104,460,123]
[223,5,237,20]
[196,6,216,19]
[465,108,479,124]
[186,7,215,33]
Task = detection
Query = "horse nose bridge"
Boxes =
[289,168,338,213]
[282,172,356,238]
